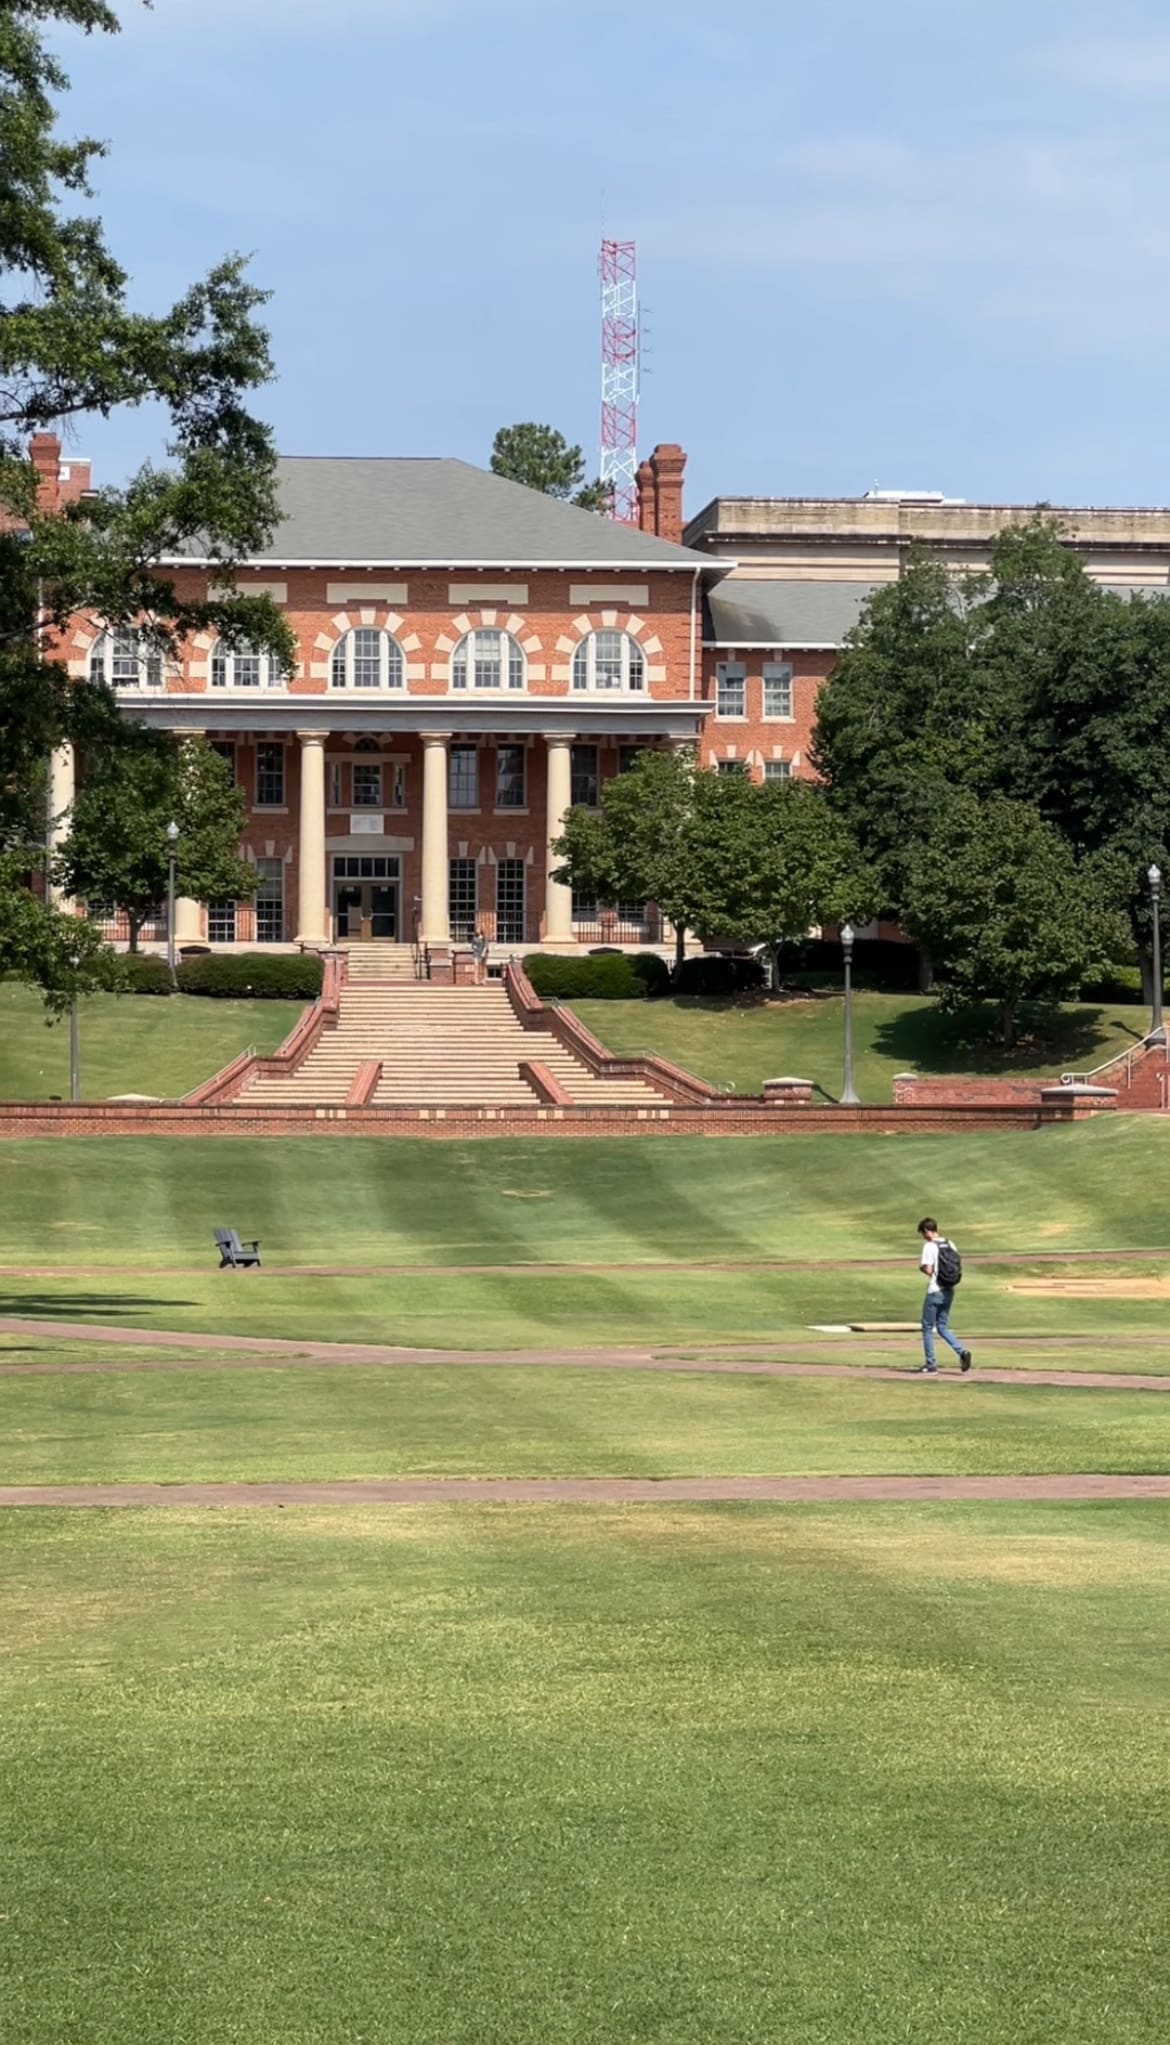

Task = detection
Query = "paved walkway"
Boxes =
[0,1316,1168,1390]
[2,1475,1167,1508]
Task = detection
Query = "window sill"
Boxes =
[450,806,481,815]
[762,714,796,724]
[253,804,289,813]
[494,807,529,816]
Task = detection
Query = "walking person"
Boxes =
[916,1219,973,1375]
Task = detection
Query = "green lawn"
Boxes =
[1,1121,1169,1350]
[2,1504,1167,2044]
[0,982,300,1101]
[2,1355,1169,1483]
[575,990,1150,1099]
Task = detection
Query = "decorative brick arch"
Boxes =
[309,606,422,687]
[551,609,667,687]
[433,608,545,687]
[65,616,181,686]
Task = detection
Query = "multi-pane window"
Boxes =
[88,630,163,691]
[716,759,749,777]
[618,745,643,774]
[764,759,793,782]
[352,763,382,808]
[449,745,479,809]
[763,664,794,718]
[387,762,406,809]
[210,641,284,689]
[495,744,526,809]
[330,628,405,690]
[254,858,285,942]
[208,901,237,943]
[570,743,599,808]
[210,740,236,782]
[451,629,525,692]
[256,742,285,807]
[449,858,478,940]
[571,631,645,693]
[716,664,746,717]
[496,858,525,944]
[572,888,597,922]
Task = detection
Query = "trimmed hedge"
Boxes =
[176,953,324,1000]
[523,953,646,1000]
[629,952,672,999]
[117,954,174,996]
[1079,964,1143,1004]
[673,954,766,998]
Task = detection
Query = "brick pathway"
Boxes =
[0,1316,1168,1391]
[2,1475,1167,1508]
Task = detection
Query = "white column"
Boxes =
[170,730,203,942]
[420,732,450,943]
[544,734,574,943]
[47,742,75,909]
[296,731,330,945]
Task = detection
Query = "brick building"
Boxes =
[42,432,1170,951]
[44,445,727,950]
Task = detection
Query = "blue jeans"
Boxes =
[922,1287,965,1366]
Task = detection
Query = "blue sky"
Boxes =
[52,0,1170,512]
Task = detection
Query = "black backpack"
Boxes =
[935,1238,962,1288]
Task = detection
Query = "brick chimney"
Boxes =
[634,443,687,543]
[29,432,62,513]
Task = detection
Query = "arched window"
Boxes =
[451,629,525,692]
[88,629,163,691]
[571,631,645,693]
[330,628,405,690]
[210,640,285,689]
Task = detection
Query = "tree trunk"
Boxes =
[1000,996,1017,1049]
[917,948,935,994]
[770,941,781,993]
[126,913,141,955]
[674,922,687,974]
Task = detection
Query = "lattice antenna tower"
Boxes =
[599,239,640,525]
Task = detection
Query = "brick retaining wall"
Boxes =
[0,1099,1091,1138]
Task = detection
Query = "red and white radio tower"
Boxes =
[599,239,640,525]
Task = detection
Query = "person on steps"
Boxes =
[916,1218,973,1376]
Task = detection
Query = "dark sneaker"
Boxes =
[917,1364,939,1375]
[960,1349,973,1373]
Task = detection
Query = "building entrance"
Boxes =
[332,855,400,939]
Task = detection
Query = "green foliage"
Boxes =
[0,850,120,1014]
[522,952,645,1000]
[0,0,295,999]
[628,951,672,998]
[176,952,323,1000]
[489,422,608,511]
[61,736,254,950]
[902,794,1130,1045]
[116,952,173,996]
[673,953,766,997]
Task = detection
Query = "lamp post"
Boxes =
[1149,864,1164,1043]
[840,920,860,1105]
[166,820,180,987]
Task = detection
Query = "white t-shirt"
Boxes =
[920,1239,942,1296]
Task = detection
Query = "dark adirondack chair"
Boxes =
[214,1228,261,1269]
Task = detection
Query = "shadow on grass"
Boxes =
[0,1293,199,1320]
[871,1003,1145,1076]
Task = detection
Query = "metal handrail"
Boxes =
[1061,1029,1165,1087]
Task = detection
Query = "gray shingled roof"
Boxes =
[177,458,714,569]
[706,579,882,648]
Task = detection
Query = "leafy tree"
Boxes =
[61,736,254,952]
[490,422,609,511]
[553,749,703,969]
[902,795,1128,1046]
[679,775,873,984]
[0,0,295,992]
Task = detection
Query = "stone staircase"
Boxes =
[342,943,420,983]
[238,977,673,1108]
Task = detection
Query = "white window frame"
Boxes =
[88,629,163,692]
[571,630,646,694]
[330,628,405,691]
[352,762,383,809]
[716,759,749,778]
[495,744,526,811]
[762,663,794,720]
[254,859,285,943]
[763,759,792,783]
[450,629,525,693]
[716,663,747,719]
[570,743,599,808]
[210,641,285,690]
[255,742,286,808]
[449,744,479,810]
